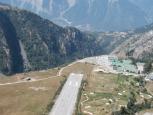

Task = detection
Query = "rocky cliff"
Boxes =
[0,5,104,75]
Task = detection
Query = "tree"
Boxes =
[144,61,152,73]
[127,92,137,114]
[143,98,151,109]
[120,106,128,115]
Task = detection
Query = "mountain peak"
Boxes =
[0,0,153,31]
[108,0,119,4]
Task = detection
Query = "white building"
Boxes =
[136,63,145,74]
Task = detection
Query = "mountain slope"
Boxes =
[112,24,153,61]
[0,5,106,75]
[0,0,150,31]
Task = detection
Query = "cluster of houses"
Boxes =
[109,56,145,74]
[81,55,153,81]
[108,55,153,81]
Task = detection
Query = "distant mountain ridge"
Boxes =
[0,0,153,31]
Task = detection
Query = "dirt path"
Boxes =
[81,93,93,115]
[58,61,79,76]
[0,61,78,86]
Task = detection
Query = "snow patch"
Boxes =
[67,0,76,7]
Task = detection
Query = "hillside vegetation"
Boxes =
[0,6,103,75]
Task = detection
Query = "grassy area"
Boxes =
[79,72,149,115]
[146,81,153,95]
[0,69,64,115]
[136,81,153,114]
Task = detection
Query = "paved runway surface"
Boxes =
[49,73,83,115]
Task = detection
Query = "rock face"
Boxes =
[112,24,153,61]
[0,11,24,74]
[0,5,106,75]
[0,0,151,31]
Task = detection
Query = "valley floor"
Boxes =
[0,55,153,115]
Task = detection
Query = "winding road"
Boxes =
[81,93,93,115]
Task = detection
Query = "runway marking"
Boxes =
[49,73,83,115]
